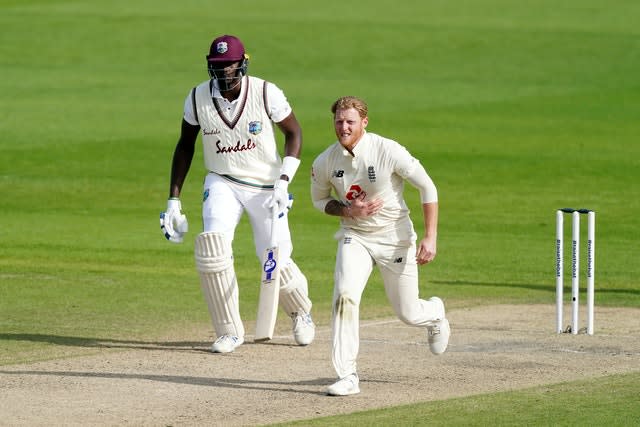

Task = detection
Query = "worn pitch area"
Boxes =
[1,305,639,426]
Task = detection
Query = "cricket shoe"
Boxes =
[426,297,450,355]
[211,335,244,353]
[292,313,315,346]
[327,373,360,396]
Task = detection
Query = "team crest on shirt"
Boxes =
[248,121,262,135]
[368,166,376,182]
[345,184,366,200]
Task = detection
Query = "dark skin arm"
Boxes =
[169,119,200,198]
[275,112,302,181]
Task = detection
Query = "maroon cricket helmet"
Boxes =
[206,35,246,63]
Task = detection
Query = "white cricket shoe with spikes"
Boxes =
[426,297,450,355]
[292,313,315,346]
[211,335,244,353]
[327,373,360,396]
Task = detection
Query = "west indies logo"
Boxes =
[248,121,262,135]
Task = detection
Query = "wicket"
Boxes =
[555,208,595,335]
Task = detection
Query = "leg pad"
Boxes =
[279,261,312,317]
[195,232,244,337]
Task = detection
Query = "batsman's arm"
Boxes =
[169,119,199,198]
[268,112,302,215]
[276,112,302,159]
[275,112,302,182]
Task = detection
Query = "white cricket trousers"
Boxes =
[202,173,293,263]
[331,230,442,378]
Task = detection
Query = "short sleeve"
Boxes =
[265,82,293,123]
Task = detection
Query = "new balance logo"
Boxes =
[332,170,344,178]
[394,257,403,263]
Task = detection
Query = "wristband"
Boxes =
[274,179,289,190]
[280,156,301,182]
[167,198,181,211]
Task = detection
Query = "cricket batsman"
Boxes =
[160,35,315,353]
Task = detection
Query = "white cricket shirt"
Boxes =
[311,131,424,233]
[183,76,292,187]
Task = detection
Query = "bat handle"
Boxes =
[270,211,278,247]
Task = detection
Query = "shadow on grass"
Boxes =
[0,369,338,394]
[0,333,211,351]
[433,280,640,295]
[0,333,305,350]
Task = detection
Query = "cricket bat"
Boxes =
[255,214,280,342]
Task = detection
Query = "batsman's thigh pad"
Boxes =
[279,261,312,317]
[195,232,244,337]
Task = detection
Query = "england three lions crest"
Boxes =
[248,121,263,135]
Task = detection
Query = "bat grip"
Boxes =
[270,211,278,247]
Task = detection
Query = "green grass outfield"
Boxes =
[1,0,639,424]
[277,372,640,426]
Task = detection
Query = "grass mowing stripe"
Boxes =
[275,372,640,426]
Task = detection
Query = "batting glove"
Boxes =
[267,179,293,218]
[160,198,188,243]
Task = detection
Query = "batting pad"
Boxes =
[279,261,312,317]
[194,232,244,338]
